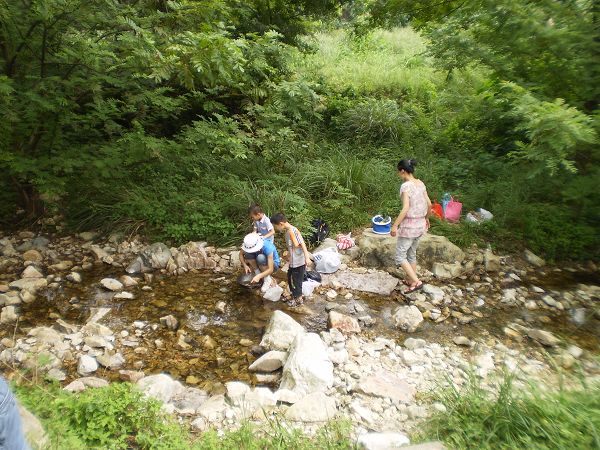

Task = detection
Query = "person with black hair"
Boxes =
[391,159,432,293]
[271,213,312,307]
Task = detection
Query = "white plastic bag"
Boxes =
[263,285,283,302]
[313,247,341,274]
[302,279,320,297]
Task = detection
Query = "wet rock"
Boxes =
[215,301,227,314]
[120,275,138,287]
[357,432,410,450]
[22,249,43,262]
[280,333,333,396]
[200,335,216,349]
[527,329,560,347]
[126,242,172,273]
[159,315,179,330]
[22,265,43,279]
[119,370,145,382]
[100,278,123,291]
[323,270,399,296]
[20,290,35,304]
[28,327,62,345]
[431,262,463,279]
[249,351,287,372]
[66,272,82,283]
[524,249,545,268]
[89,244,110,261]
[18,403,49,450]
[97,352,125,369]
[138,374,185,403]
[84,335,113,349]
[87,308,111,324]
[77,355,98,375]
[114,292,134,300]
[392,305,423,333]
[483,249,501,272]
[354,371,416,403]
[285,392,337,422]
[453,336,472,347]
[542,295,558,308]
[78,231,98,241]
[328,311,361,334]
[422,284,444,303]
[31,236,50,250]
[260,311,305,351]
[9,277,47,292]
[326,289,338,299]
[1,306,18,323]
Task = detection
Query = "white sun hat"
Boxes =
[241,232,264,253]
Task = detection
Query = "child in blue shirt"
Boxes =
[249,204,274,243]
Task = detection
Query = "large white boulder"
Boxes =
[357,231,464,269]
[279,333,333,396]
[322,269,398,296]
[259,311,305,351]
[137,374,185,403]
[357,432,411,450]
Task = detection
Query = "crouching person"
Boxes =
[271,213,312,307]
[239,232,280,289]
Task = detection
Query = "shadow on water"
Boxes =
[6,264,600,387]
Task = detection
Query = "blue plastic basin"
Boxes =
[372,215,391,234]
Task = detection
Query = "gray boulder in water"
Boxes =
[126,242,172,273]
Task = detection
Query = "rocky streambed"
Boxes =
[1,227,599,447]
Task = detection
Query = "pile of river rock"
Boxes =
[1,225,599,449]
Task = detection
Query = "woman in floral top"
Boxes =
[390,159,432,293]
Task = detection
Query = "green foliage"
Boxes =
[420,374,600,449]
[15,382,190,449]
[15,380,354,450]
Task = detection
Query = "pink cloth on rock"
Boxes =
[399,180,429,238]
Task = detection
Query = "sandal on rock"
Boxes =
[403,282,424,294]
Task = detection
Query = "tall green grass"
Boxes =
[421,374,600,449]
[297,28,441,100]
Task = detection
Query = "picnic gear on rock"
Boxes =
[432,201,444,219]
[313,247,341,274]
[336,232,355,250]
[304,270,322,283]
[302,279,320,297]
[307,218,329,245]
[371,215,392,234]
[443,196,463,223]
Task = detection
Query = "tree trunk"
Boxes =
[10,177,45,218]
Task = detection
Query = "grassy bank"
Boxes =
[14,374,600,449]
[419,375,600,449]
[14,380,354,450]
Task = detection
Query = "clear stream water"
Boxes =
[5,266,600,390]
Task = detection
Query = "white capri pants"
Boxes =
[395,236,421,265]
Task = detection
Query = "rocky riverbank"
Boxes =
[1,226,599,448]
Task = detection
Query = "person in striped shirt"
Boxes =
[271,213,312,307]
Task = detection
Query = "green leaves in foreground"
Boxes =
[15,380,354,450]
[421,374,600,450]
